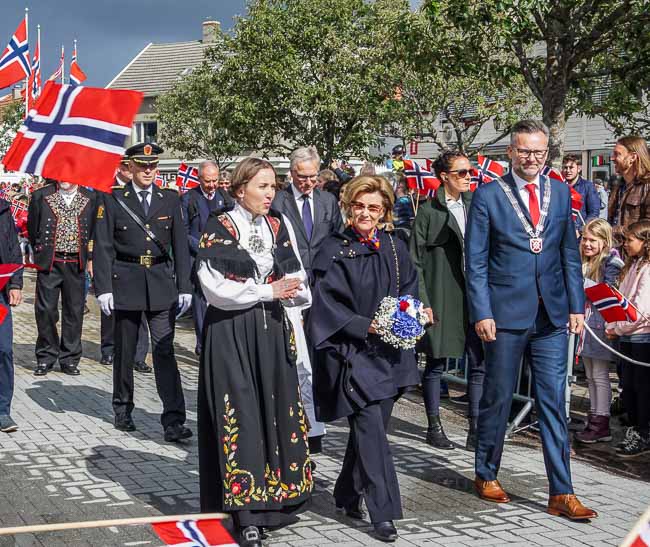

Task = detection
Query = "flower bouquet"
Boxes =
[372,295,428,350]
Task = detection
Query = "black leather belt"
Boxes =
[54,251,79,260]
[116,253,166,267]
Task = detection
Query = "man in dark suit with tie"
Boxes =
[465,120,597,520]
[93,143,193,442]
[180,160,233,355]
[272,146,342,455]
[272,146,343,281]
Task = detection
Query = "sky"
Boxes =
[0,0,247,91]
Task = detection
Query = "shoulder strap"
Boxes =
[113,195,169,259]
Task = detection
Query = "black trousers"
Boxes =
[620,341,650,431]
[35,260,85,367]
[334,397,403,523]
[191,283,207,354]
[100,310,149,362]
[112,307,186,428]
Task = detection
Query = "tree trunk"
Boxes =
[542,44,569,167]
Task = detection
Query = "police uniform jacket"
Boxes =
[26,184,97,272]
[93,183,191,311]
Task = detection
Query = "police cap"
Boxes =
[125,142,163,165]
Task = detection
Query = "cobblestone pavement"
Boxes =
[1,273,650,546]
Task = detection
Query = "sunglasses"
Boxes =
[446,169,471,178]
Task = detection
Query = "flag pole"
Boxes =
[61,45,65,84]
[23,7,29,115]
[0,513,230,536]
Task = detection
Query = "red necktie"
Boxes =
[524,183,540,227]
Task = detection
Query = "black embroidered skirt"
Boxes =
[198,301,312,529]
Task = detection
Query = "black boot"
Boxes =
[465,416,477,451]
[426,415,454,449]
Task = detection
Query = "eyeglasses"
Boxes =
[515,148,548,159]
[446,169,471,178]
[294,173,318,182]
[350,201,384,216]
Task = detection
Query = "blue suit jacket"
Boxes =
[465,172,584,330]
[180,186,232,256]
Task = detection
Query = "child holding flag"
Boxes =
[606,220,650,457]
[576,219,623,444]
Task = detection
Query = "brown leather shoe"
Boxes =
[474,477,511,503]
[547,494,598,520]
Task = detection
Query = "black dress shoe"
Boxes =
[240,526,262,547]
[164,423,193,443]
[34,363,53,376]
[60,363,80,376]
[133,361,152,373]
[336,498,366,520]
[114,416,136,432]
[100,354,113,366]
[426,415,454,449]
[372,521,398,542]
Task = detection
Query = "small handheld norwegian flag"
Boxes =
[176,162,200,194]
[585,281,639,323]
[151,518,237,546]
[403,159,440,197]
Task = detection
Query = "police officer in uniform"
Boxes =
[93,143,193,442]
[97,155,152,373]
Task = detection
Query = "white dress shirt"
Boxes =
[197,202,311,311]
[512,170,541,213]
[446,195,467,237]
[290,183,314,221]
[200,187,215,201]
[59,187,78,207]
[133,185,153,208]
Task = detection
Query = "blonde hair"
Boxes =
[341,175,395,230]
[621,220,650,281]
[617,136,650,184]
[581,219,613,282]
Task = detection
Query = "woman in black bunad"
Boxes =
[196,158,313,547]
[308,175,421,543]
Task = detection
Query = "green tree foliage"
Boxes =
[422,0,650,163]
[0,101,25,162]
[157,0,408,165]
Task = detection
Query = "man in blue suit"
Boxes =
[465,120,597,520]
[180,161,233,355]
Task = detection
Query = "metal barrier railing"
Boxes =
[432,333,576,438]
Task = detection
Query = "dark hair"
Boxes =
[620,220,650,280]
[229,157,276,197]
[562,153,581,165]
[432,150,468,178]
[510,120,549,144]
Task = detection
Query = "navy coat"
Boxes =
[0,199,23,292]
[465,172,584,330]
[180,186,233,257]
[308,229,420,422]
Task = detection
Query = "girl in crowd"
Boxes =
[196,158,312,547]
[606,220,650,457]
[308,176,420,543]
[410,150,483,450]
[575,219,623,444]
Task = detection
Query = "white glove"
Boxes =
[176,293,192,319]
[97,293,114,316]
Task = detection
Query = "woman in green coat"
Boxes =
[410,150,484,451]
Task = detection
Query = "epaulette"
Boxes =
[162,187,179,192]
[111,185,123,190]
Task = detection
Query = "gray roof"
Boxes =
[106,40,211,97]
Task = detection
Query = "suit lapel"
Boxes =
[283,186,308,240]
[122,183,146,219]
[147,188,166,220]
[312,189,324,238]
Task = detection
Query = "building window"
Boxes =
[134,121,158,143]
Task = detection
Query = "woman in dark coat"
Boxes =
[196,158,312,547]
[410,150,484,451]
[308,175,421,543]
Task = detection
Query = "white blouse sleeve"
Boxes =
[197,261,274,310]
[280,214,312,309]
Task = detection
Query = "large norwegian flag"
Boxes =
[26,33,41,110]
[152,518,237,546]
[2,81,142,192]
[69,43,87,86]
[585,282,639,323]
[176,162,200,193]
[0,17,31,90]
[403,159,440,197]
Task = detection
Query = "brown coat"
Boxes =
[619,178,650,228]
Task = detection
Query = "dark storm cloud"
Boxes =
[0,0,247,90]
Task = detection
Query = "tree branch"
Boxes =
[511,40,543,102]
